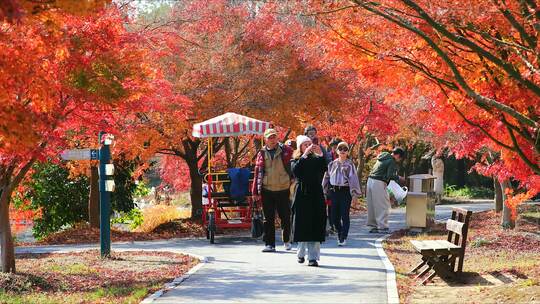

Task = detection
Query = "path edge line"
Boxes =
[140,252,208,304]
[375,235,400,304]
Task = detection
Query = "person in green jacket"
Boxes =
[366,148,406,233]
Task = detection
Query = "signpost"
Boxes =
[60,132,114,258]
[98,131,114,257]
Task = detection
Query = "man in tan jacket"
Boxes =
[252,129,293,252]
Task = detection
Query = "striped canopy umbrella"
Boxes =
[192,112,271,138]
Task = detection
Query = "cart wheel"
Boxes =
[208,213,216,244]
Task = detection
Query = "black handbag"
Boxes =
[251,208,264,238]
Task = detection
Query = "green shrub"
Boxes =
[16,163,89,240]
[110,157,139,213]
[111,209,144,230]
[133,180,151,197]
[15,160,142,239]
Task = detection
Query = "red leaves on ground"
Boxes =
[467,210,540,253]
[26,219,205,246]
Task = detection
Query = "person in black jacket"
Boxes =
[291,135,327,267]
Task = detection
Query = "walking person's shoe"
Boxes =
[262,245,276,252]
[308,260,319,267]
[369,227,379,233]
[338,239,347,246]
[297,257,305,264]
[284,242,292,251]
[378,228,390,234]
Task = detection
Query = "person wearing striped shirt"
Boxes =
[322,142,362,246]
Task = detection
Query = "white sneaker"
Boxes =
[338,240,347,246]
[284,242,292,251]
[262,245,276,252]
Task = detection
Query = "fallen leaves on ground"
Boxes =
[384,210,540,303]
[1,250,197,304]
[20,219,206,246]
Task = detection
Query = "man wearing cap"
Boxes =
[252,128,294,252]
[366,147,406,233]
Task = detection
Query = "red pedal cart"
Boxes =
[192,112,270,243]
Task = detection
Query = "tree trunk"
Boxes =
[0,187,16,273]
[356,144,366,196]
[494,176,503,213]
[456,158,466,188]
[431,156,444,203]
[186,156,203,219]
[88,166,100,228]
[501,180,515,229]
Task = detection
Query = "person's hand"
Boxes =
[253,194,261,202]
[399,176,406,185]
[303,144,315,157]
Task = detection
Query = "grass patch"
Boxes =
[45,262,96,275]
[444,185,494,199]
[470,237,491,248]
[0,286,160,304]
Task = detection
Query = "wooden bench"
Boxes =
[409,207,473,285]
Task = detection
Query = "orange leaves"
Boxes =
[504,189,536,220]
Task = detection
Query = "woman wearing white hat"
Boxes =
[290,135,327,267]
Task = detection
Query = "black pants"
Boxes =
[262,189,291,247]
[330,189,352,242]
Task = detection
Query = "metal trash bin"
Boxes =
[406,174,436,229]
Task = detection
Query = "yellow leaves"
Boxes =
[413,39,426,50]
[413,73,424,84]
[55,47,68,60]
[20,0,111,17]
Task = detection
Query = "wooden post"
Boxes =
[88,166,100,228]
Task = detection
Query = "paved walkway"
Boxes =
[16,202,494,304]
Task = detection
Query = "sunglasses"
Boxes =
[338,147,349,152]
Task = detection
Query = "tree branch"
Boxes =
[401,0,540,98]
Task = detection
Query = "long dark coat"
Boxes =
[291,155,327,242]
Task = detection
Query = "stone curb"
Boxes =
[375,235,400,304]
[140,253,208,304]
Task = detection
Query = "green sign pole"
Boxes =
[99,131,111,257]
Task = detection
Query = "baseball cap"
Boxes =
[264,128,277,139]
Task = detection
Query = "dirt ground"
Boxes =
[384,210,540,303]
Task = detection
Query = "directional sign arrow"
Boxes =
[90,149,99,160]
